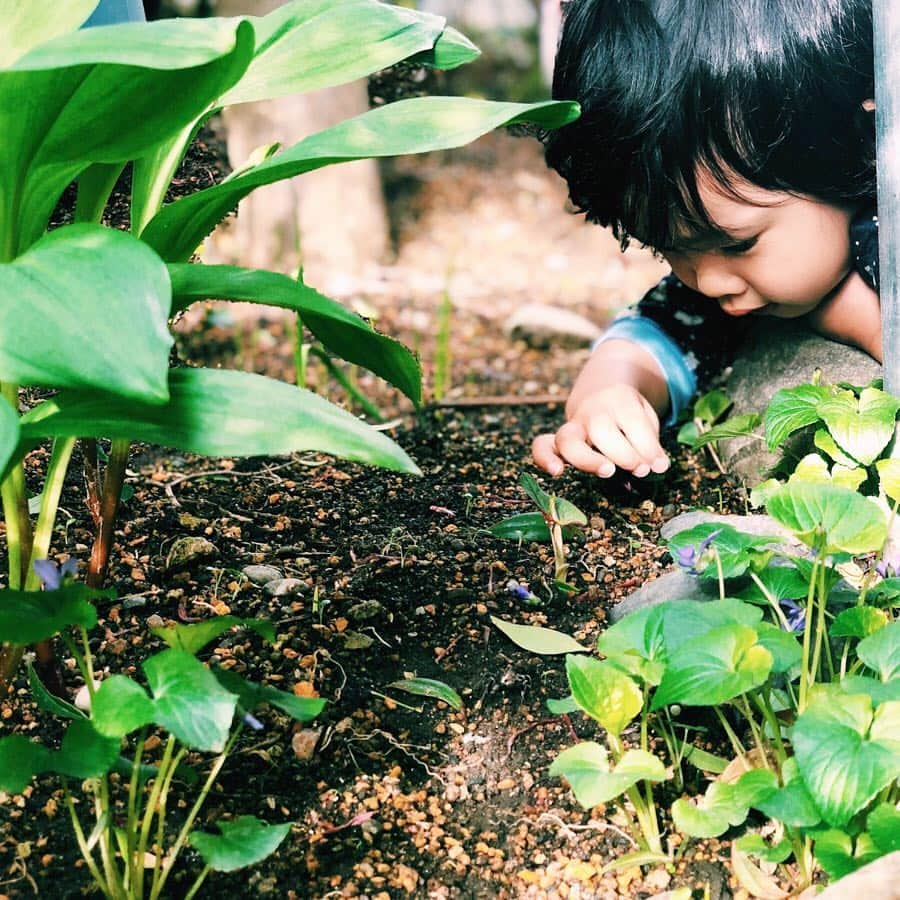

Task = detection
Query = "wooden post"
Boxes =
[874,0,900,393]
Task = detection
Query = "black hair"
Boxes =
[544,0,876,251]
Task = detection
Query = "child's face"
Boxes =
[660,176,855,319]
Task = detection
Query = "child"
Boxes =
[531,0,880,480]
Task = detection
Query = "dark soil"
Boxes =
[1,133,750,899]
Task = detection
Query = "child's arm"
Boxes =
[531,339,672,477]
[807,270,883,362]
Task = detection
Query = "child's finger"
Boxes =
[553,421,619,476]
[618,398,669,471]
[531,433,566,476]
[583,415,645,473]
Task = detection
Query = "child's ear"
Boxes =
[862,98,876,112]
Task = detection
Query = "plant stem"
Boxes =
[798,548,822,711]
[151,727,242,900]
[753,691,787,770]
[92,778,120,898]
[293,314,308,389]
[135,734,178,899]
[748,571,792,631]
[150,746,187,894]
[307,346,383,422]
[713,549,725,601]
[713,706,746,761]
[184,865,212,900]
[809,551,830,690]
[64,782,113,900]
[87,438,131,588]
[738,695,770,771]
[125,730,148,893]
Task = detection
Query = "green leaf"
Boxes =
[692,414,762,448]
[518,472,551,515]
[667,523,779,579]
[0,0,98,67]
[813,829,882,881]
[672,781,748,838]
[765,482,887,554]
[190,815,292,872]
[219,0,449,106]
[549,743,666,809]
[867,803,900,854]
[734,833,793,864]
[91,675,156,738]
[651,624,772,710]
[738,761,822,828]
[489,511,551,542]
[151,616,276,656]
[857,622,900,682]
[0,584,109,644]
[2,18,255,254]
[736,565,808,606]
[831,607,888,640]
[168,264,421,405]
[566,655,642,735]
[553,496,587,527]
[54,719,121,779]
[764,384,832,449]
[143,650,238,752]
[677,420,700,448]
[817,387,900,466]
[0,226,172,402]
[793,687,900,827]
[789,453,833,484]
[21,367,420,475]
[546,695,580,715]
[815,428,858,468]
[694,389,732,425]
[840,674,900,705]
[142,97,580,262]
[387,678,462,710]
[213,668,325,723]
[491,616,588,655]
[875,458,900,504]
[0,396,21,482]
[754,623,802,674]
[407,24,480,70]
[27,661,86,721]
[0,735,51,793]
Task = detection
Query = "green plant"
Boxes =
[494,376,900,891]
[490,473,587,592]
[0,0,579,690]
[0,561,324,899]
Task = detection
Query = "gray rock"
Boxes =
[610,569,720,622]
[262,577,306,597]
[816,852,900,899]
[720,321,881,484]
[347,600,386,621]
[504,303,602,349]
[241,564,283,585]
[164,536,218,572]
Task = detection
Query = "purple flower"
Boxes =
[675,529,722,576]
[779,598,806,633]
[242,711,264,731]
[875,553,900,579]
[33,558,78,590]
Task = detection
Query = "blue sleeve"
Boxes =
[593,315,697,427]
[83,0,146,27]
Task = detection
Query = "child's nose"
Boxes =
[693,255,745,299]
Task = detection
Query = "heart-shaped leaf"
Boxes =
[764,385,832,449]
[692,413,762,448]
[867,803,900,854]
[651,624,772,709]
[21,367,420,474]
[754,623,801,674]
[817,387,900,466]
[672,781,748,838]
[91,675,156,737]
[566,655,642,735]
[876,458,900,504]
[667,523,779,580]
[765,482,887,554]
[190,815,292,872]
[491,616,588,655]
[856,622,900,682]
[736,760,822,828]
[0,584,111,643]
[168,264,421,404]
[549,742,666,809]
[813,830,881,881]
[831,607,888,640]
[0,226,172,403]
[793,687,900,827]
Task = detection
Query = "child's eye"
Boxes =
[721,236,758,256]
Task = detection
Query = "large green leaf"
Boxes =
[0,226,172,402]
[549,743,666,809]
[651,624,772,710]
[736,761,822,828]
[218,0,456,107]
[817,387,900,466]
[144,650,238,752]
[0,584,110,643]
[407,25,480,71]
[765,482,887,554]
[764,384,832,449]
[142,97,580,262]
[813,830,882,882]
[793,687,900,827]
[0,395,20,480]
[672,781,748,838]
[92,675,156,737]
[0,0,97,67]
[1,18,254,253]
[168,264,421,404]
[191,816,292,872]
[566,655,642,735]
[857,622,900,682]
[667,523,779,579]
[21,367,420,474]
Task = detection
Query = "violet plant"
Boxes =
[0,0,579,690]
[493,378,900,891]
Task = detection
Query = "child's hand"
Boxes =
[532,385,670,478]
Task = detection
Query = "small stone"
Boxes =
[504,303,602,349]
[73,681,101,712]
[242,564,282,585]
[164,536,217,572]
[263,578,306,597]
[347,600,385,621]
[341,630,374,650]
[291,728,322,761]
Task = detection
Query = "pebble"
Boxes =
[291,728,322,761]
[164,536,218,571]
[242,564,282,585]
[347,600,385,621]
[263,577,306,597]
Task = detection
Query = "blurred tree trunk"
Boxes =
[206,0,390,293]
